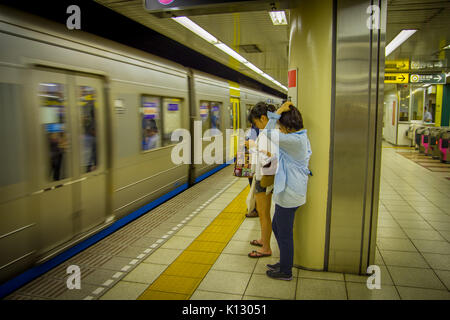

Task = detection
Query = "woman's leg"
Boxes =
[254,192,272,255]
[273,204,297,275]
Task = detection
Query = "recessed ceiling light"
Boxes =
[269,11,287,25]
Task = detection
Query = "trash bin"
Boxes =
[439,128,450,163]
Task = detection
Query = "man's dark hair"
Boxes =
[247,102,276,124]
[279,105,304,131]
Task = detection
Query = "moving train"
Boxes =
[0,7,283,284]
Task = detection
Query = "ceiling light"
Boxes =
[171,16,286,91]
[262,73,275,82]
[214,43,248,63]
[443,44,450,50]
[385,29,417,57]
[172,16,219,44]
[269,10,287,25]
[244,62,264,74]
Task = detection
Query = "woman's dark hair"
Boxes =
[247,102,276,124]
[279,105,304,131]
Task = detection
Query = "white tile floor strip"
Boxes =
[121,265,131,272]
[103,279,114,287]
[92,287,104,295]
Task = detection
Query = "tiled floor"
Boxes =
[373,145,450,299]
[6,143,449,300]
[99,144,450,300]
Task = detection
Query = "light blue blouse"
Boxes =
[260,111,312,208]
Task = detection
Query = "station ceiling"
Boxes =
[95,0,450,91]
[94,0,289,91]
[386,0,450,64]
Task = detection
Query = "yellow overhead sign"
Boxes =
[385,59,409,71]
[384,73,409,84]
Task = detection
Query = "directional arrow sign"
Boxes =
[385,59,409,71]
[410,74,445,84]
[385,73,409,84]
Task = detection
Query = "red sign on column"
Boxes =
[288,69,297,88]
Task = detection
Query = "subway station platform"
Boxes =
[4,145,450,301]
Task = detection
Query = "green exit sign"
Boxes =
[410,74,445,84]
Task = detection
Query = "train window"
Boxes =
[199,101,210,133]
[141,95,162,151]
[162,98,182,146]
[210,102,221,133]
[79,86,98,173]
[39,83,69,181]
[200,100,221,136]
[227,103,233,129]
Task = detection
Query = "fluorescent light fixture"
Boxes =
[385,29,417,57]
[443,44,450,50]
[214,43,248,63]
[262,73,275,82]
[171,16,287,91]
[269,11,288,25]
[244,62,264,74]
[172,16,219,44]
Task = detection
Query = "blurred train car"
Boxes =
[0,7,282,284]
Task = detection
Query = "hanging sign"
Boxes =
[384,73,409,84]
[410,74,445,84]
[385,59,409,71]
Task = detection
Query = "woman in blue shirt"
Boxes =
[261,101,312,280]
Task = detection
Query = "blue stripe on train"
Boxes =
[0,162,231,298]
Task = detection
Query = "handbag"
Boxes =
[259,156,277,188]
[246,178,256,214]
[233,149,254,178]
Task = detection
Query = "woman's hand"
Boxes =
[276,101,293,115]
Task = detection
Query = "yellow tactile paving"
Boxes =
[196,232,232,243]
[164,262,211,278]
[176,251,219,265]
[186,239,228,253]
[148,275,202,295]
[138,185,249,300]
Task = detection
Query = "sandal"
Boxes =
[248,250,272,258]
[245,209,259,218]
[250,240,263,247]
